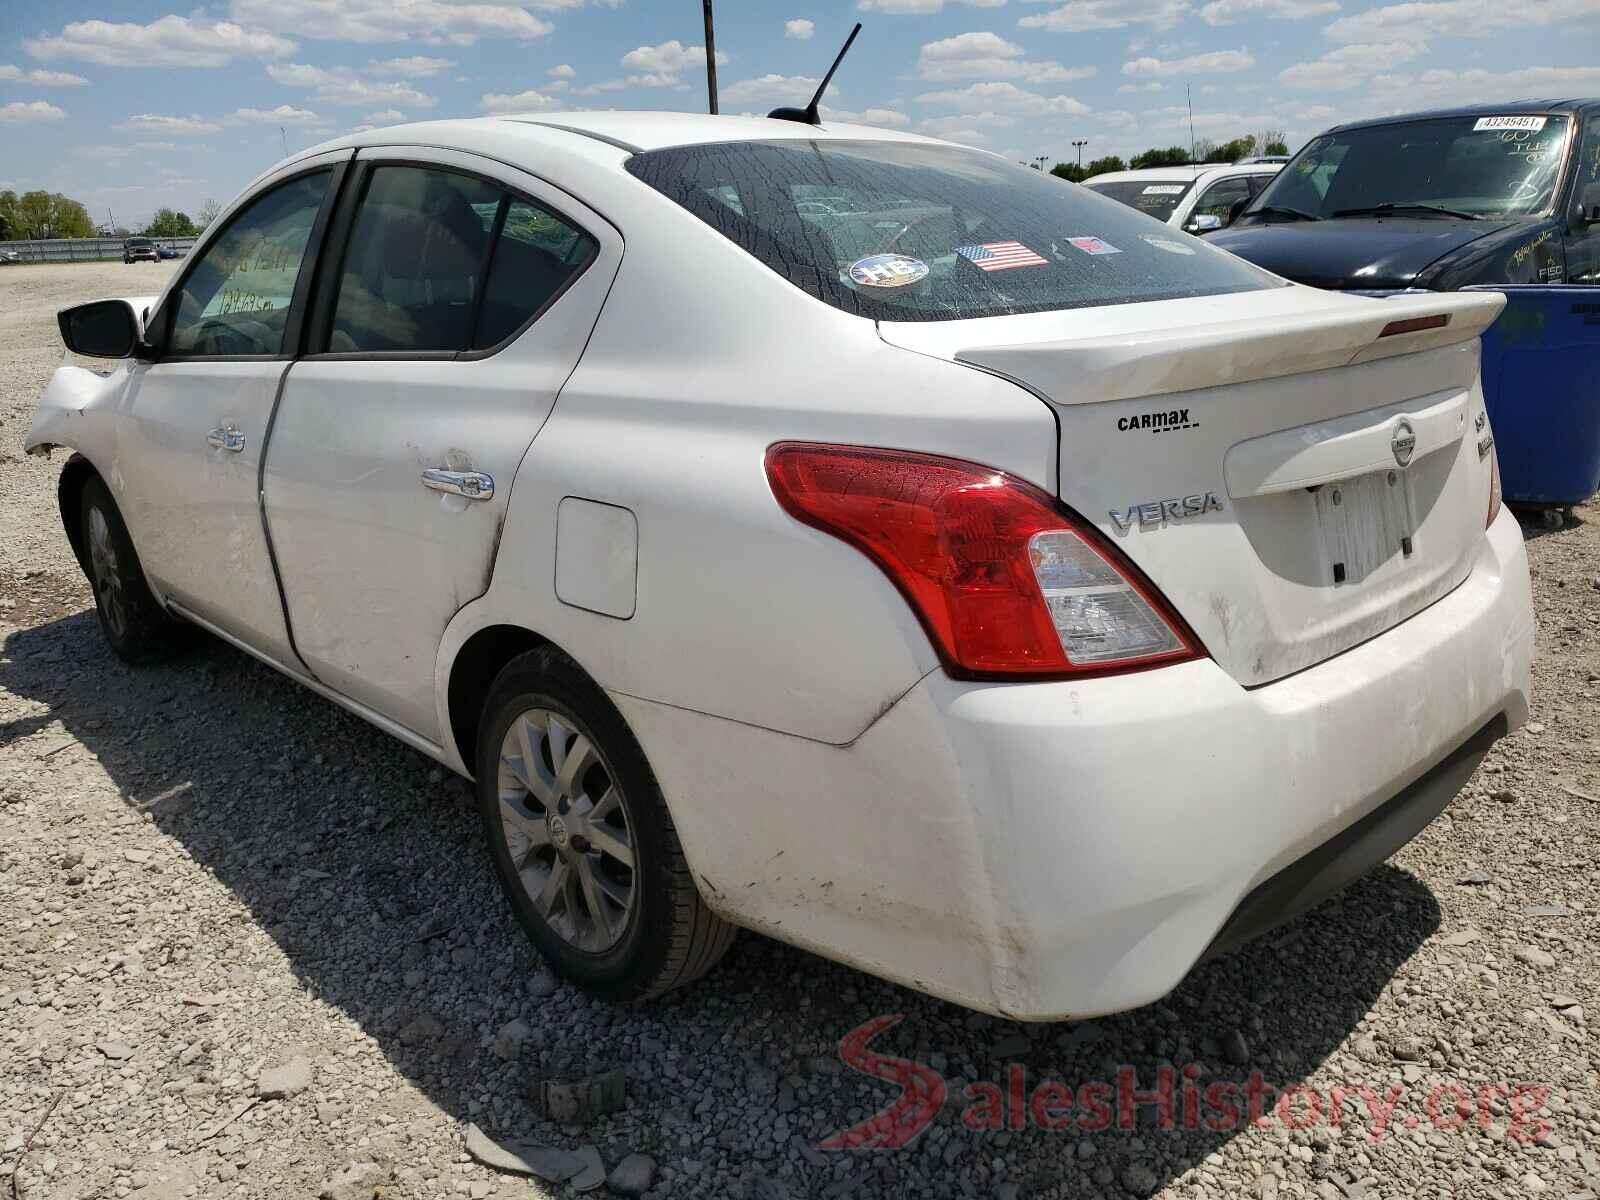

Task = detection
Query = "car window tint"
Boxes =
[168,172,329,357]
[628,141,1273,322]
[1193,177,1253,220]
[472,199,596,350]
[330,166,500,353]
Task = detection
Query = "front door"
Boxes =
[114,153,346,664]
[1565,111,1600,283]
[262,149,621,741]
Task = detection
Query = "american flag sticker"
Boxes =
[1066,236,1122,256]
[954,241,1049,271]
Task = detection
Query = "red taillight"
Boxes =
[1379,313,1451,337]
[764,442,1202,679]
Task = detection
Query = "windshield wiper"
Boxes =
[1330,202,1481,221]
[1246,205,1321,223]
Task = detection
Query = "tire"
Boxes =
[476,647,736,1001]
[79,477,187,663]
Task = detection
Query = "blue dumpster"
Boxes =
[1465,285,1600,509]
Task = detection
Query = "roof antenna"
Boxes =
[768,21,861,126]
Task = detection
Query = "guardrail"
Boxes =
[0,236,197,263]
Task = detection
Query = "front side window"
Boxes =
[168,172,329,356]
[1245,115,1573,223]
[628,141,1272,322]
[1084,178,1194,222]
[1192,176,1253,222]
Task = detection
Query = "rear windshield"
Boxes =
[626,140,1274,322]
[1244,114,1573,222]
[1083,178,1195,221]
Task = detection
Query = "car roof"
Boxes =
[1324,97,1600,134]
[319,111,946,157]
[1084,163,1281,184]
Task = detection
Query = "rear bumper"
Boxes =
[618,509,1533,1020]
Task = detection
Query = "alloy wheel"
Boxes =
[497,707,637,954]
[86,506,128,640]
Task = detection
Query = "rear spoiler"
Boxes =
[945,290,1504,408]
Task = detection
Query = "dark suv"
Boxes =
[123,237,160,264]
[1210,99,1600,291]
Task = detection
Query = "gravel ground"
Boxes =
[2,260,1596,1200]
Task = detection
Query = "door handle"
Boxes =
[206,425,245,453]
[421,468,494,500]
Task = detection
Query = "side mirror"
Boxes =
[58,299,140,359]
[1185,213,1225,234]
[1578,181,1600,227]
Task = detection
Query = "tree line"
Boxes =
[0,191,224,241]
[1050,131,1291,183]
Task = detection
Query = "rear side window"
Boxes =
[628,141,1273,322]
[473,199,597,350]
[327,165,595,355]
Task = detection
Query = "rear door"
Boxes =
[261,147,621,741]
[111,151,348,663]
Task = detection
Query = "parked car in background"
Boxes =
[1210,99,1600,290]
[1237,154,1291,164]
[27,112,1532,1021]
[122,237,159,264]
[1083,162,1282,234]
[157,244,181,260]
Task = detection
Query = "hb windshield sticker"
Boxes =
[1473,115,1547,133]
[1066,236,1122,256]
[1141,184,1186,195]
[846,254,929,288]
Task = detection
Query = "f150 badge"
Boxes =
[1109,492,1224,534]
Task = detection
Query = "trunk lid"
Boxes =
[880,285,1506,686]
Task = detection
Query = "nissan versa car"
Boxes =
[26,113,1533,1020]
[1211,99,1600,289]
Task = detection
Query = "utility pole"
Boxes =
[279,126,289,157]
[702,0,719,115]
[1072,138,1088,166]
[1033,155,1047,171]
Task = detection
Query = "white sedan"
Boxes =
[1083,162,1282,234]
[27,112,1533,1020]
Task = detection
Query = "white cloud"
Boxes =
[916,80,1091,115]
[0,100,67,124]
[618,39,729,87]
[25,17,294,68]
[914,31,1095,83]
[482,88,562,114]
[1122,48,1255,76]
[785,18,816,39]
[1020,0,1190,31]
[365,109,408,123]
[1277,41,1417,90]
[820,104,912,126]
[232,104,321,124]
[917,114,1009,145]
[0,65,90,86]
[119,114,222,135]
[857,0,1006,11]
[721,74,825,107]
[1118,80,1164,92]
[1200,0,1337,22]
[226,0,555,45]
[548,63,576,77]
[267,63,436,108]
[1323,0,1600,44]
[367,56,455,78]
[1353,64,1600,113]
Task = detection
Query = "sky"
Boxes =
[1,0,1596,229]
